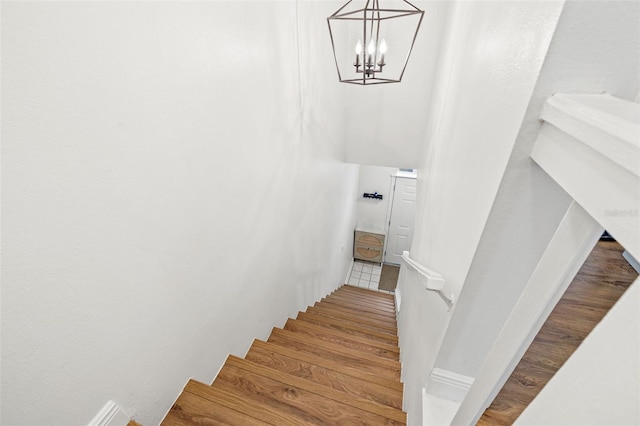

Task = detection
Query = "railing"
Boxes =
[401,251,455,310]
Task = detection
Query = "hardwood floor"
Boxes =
[477,240,638,425]
[162,285,405,425]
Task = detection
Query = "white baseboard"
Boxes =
[344,258,355,285]
[423,388,461,426]
[427,368,474,403]
[88,401,130,426]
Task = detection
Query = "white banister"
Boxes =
[401,251,454,309]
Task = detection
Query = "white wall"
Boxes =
[356,165,397,232]
[435,0,640,379]
[343,1,451,169]
[516,279,640,425]
[1,2,358,425]
[397,1,565,423]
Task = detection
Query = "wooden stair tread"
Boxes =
[327,294,397,314]
[313,299,397,325]
[161,385,267,426]
[314,300,398,325]
[321,294,396,320]
[250,339,404,392]
[333,292,396,309]
[341,285,395,301]
[268,328,401,381]
[307,305,397,333]
[285,318,399,360]
[296,311,398,345]
[161,284,406,425]
[213,356,406,425]
[327,294,396,318]
[333,289,396,308]
[245,343,403,409]
[162,379,305,426]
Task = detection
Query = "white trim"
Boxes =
[422,388,461,426]
[88,401,129,426]
[394,170,418,179]
[383,175,397,264]
[540,93,639,177]
[428,367,474,403]
[453,201,603,424]
[623,250,640,274]
[532,93,640,259]
[344,258,355,284]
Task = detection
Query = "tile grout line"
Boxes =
[347,260,393,295]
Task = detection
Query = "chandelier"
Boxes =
[327,0,424,85]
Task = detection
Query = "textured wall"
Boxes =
[356,165,397,231]
[342,1,451,169]
[1,2,358,424]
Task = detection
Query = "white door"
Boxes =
[385,177,417,265]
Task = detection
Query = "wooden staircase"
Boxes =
[161,284,405,425]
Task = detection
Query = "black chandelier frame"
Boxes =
[327,0,424,85]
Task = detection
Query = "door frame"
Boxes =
[384,172,418,265]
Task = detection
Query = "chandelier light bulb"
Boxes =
[354,40,362,67]
[379,39,387,54]
[378,39,387,67]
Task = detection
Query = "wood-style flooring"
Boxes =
[162,285,405,425]
[477,240,638,425]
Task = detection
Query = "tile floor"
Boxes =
[347,260,394,294]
